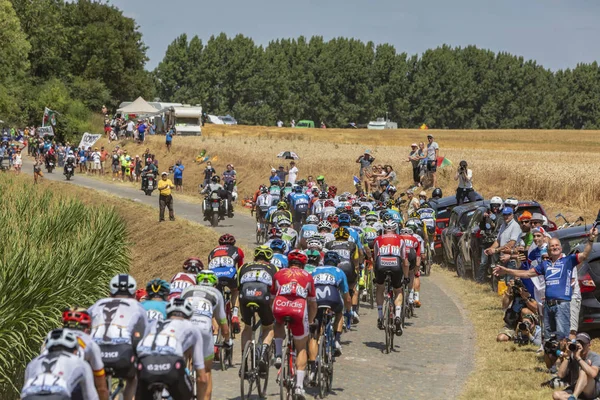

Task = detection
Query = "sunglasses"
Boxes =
[520,220,531,224]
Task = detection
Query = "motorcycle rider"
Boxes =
[202,175,234,217]
[476,196,504,283]
[64,150,76,176]
[140,160,158,191]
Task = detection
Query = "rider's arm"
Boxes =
[192,335,208,400]
[215,294,230,341]
[87,342,108,400]
[81,362,101,400]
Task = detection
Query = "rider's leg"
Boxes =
[203,359,213,400]
[376,283,384,319]
[231,288,240,333]
[273,322,284,359]
[123,376,137,400]
[414,268,421,306]
[294,336,310,390]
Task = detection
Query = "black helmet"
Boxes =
[211,176,220,183]
[379,179,389,187]
[432,188,442,198]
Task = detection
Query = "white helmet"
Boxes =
[307,239,323,251]
[45,329,78,352]
[490,196,503,206]
[68,150,74,155]
[166,297,193,318]
[382,220,398,232]
[278,218,291,227]
[306,215,319,225]
[109,274,137,296]
[504,198,518,207]
[318,220,332,231]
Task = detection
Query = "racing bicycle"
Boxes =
[276,317,297,400]
[315,306,335,398]
[240,303,270,399]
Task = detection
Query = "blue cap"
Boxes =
[502,207,513,215]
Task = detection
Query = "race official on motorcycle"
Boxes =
[202,176,234,217]
[64,150,76,175]
[476,196,504,283]
[141,160,158,190]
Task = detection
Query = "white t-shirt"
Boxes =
[126,121,134,132]
[458,169,473,189]
[287,166,298,184]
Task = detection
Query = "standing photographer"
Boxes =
[454,160,476,205]
[552,333,600,400]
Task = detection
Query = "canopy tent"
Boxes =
[117,97,158,114]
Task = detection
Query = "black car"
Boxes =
[550,225,591,254]
[440,203,483,269]
[573,243,600,331]
[456,201,492,279]
[430,192,484,252]
[515,200,558,231]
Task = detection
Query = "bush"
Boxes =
[0,175,130,397]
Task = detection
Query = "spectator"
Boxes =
[134,155,143,182]
[291,119,295,128]
[125,119,135,139]
[496,278,540,343]
[485,207,522,273]
[111,150,120,181]
[356,150,375,192]
[91,147,101,175]
[476,196,504,283]
[407,144,423,187]
[384,165,397,184]
[137,120,147,143]
[143,148,151,165]
[276,165,288,183]
[120,150,129,181]
[33,156,43,184]
[494,227,597,342]
[306,175,317,190]
[406,189,420,216]
[157,172,175,222]
[552,332,600,400]
[277,120,283,127]
[426,134,439,187]
[203,161,216,188]
[454,160,475,205]
[13,148,22,175]
[165,126,173,152]
[287,161,298,185]
[222,164,237,193]
[320,121,326,128]
[174,160,184,192]
[269,168,280,186]
[100,146,108,175]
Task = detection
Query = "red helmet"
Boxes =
[219,234,236,246]
[135,289,148,301]
[269,227,283,238]
[62,307,92,329]
[324,200,335,207]
[287,250,308,267]
[344,205,352,212]
[183,257,204,273]
[328,186,338,194]
[327,214,338,224]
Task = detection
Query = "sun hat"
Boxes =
[161,171,168,176]
[576,332,591,345]
[531,213,544,222]
[411,143,417,147]
[518,211,532,221]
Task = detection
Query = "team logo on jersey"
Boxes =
[378,244,402,256]
[380,257,399,267]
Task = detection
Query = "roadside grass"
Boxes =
[94,126,600,222]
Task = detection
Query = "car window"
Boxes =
[448,212,459,228]
[459,210,475,230]
[515,206,542,220]
[562,237,589,255]
[468,210,483,229]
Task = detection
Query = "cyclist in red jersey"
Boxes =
[373,220,408,335]
[208,234,245,333]
[399,226,423,307]
[271,250,317,400]
[402,225,425,307]
[169,257,204,299]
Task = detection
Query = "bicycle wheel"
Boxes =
[368,270,375,308]
[388,295,395,349]
[279,349,291,400]
[215,331,226,371]
[325,326,334,394]
[317,335,326,398]
[382,297,392,353]
[256,228,261,245]
[258,342,270,398]
[240,341,255,400]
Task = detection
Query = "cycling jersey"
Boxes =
[256,193,273,211]
[311,199,325,216]
[22,351,98,400]
[325,240,359,284]
[333,227,364,250]
[271,268,316,339]
[311,265,349,313]
[416,207,436,229]
[88,298,148,346]
[270,209,293,225]
[299,224,319,240]
[373,233,406,288]
[208,245,245,288]
[238,261,279,326]
[399,234,422,258]
[41,330,104,378]
[386,209,403,225]
[321,206,337,219]
[289,192,310,215]
[268,186,281,204]
[362,226,380,248]
[271,253,289,268]
[169,272,197,299]
[142,299,167,321]
[281,227,298,249]
[208,244,245,268]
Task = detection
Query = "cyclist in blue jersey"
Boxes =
[416,202,437,251]
[141,279,170,321]
[299,215,320,249]
[270,239,289,268]
[289,185,311,230]
[268,183,281,205]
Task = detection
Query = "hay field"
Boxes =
[95,125,600,220]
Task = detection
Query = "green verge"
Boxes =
[0,175,129,397]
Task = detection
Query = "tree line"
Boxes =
[154,33,600,129]
[0,0,152,140]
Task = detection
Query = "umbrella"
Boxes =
[277,151,300,160]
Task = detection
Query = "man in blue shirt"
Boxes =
[494,227,597,340]
[165,127,173,152]
[173,160,184,192]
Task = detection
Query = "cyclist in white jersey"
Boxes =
[182,270,231,400]
[136,298,208,400]
[88,275,148,400]
[22,329,99,400]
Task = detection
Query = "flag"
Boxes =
[199,149,206,157]
[43,107,57,126]
[211,155,218,162]
[436,156,453,168]
[353,176,360,185]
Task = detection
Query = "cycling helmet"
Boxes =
[62,307,92,330]
[323,251,341,266]
[254,245,274,260]
[278,217,291,227]
[400,228,413,235]
[211,176,220,183]
[269,239,286,253]
[306,249,321,265]
[388,185,397,194]
[307,239,323,251]
[45,329,78,352]
[327,214,338,224]
[297,179,307,187]
[294,185,303,193]
[319,192,327,200]
[316,175,325,182]
[359,205,370,215]
[269,227,282,238]
[135,289,148,301]
[196,270,218,286]
[380,211,392,221]
[318,220,332,231]
[146,279,171,300]
[285,182,292,187]
[183,257,204,273]
[260,186,268,194]
[505,197,518,207]
[405,220,418,232]
[338,194,348,202]
[334,227,350,240]
[386,199,395,208]
[383,220,398,232]
[109,274,137,296]
[166,297,194,319]
[379,179,389,187]
[328,186,337,195]
[219,234,236,246]
[277,201,288,210]
[335,206,345,216]
[490,196,503,206]
[288,250,308,267]
[306,215,319,225]
[338,213,351,225]
[420,202,431,209]
[324,200,335,207]
[432,188,443,198]
[351,215,361,225]
[365,211,378,222]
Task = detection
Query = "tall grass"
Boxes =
[0,175,130,398]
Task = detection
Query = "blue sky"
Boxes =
[109,0,600,71]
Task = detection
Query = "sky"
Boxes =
[109,0,600,72]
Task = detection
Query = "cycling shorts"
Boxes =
[314,285,344,314]
[100,343,136,379]
[136,355,193,400]
[374,256,403,289]
[407,248,417,270]
[211,266,238,289]
[189,317,215,361]
[272,296,309,339]
[337,262,357,286]
[239,282,274,326]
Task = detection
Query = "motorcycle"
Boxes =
[141,172,156,196]
[203,191,227,227]
[46,159,55,173]
[64,163,75,180]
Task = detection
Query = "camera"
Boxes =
[568,340,578,352]
[512,278,525,296]
[518,321,532,332]
[544,335,565,357]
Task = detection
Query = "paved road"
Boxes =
[22,160,474,399]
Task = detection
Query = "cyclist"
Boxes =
[254,186,272,232]
[327,185,337,199]
[281,182,294,199]
[270,201,293,226]
[416,201,437,252]
[170,257,204,299]
[272,250,317,400]
[136,297,208,400]
[208,234,245,333]
[289,185,310,229]
[278,217,299,250]
[373,221,408,335]
[60,307,109,400]
[270,239,289,268]
[304,248,322,274]
[321,199,337,220]
[399,226,423,307]
[317,220,335,244]
[309,251,351,367]
[182,270,231,400]
[22,329,99,400]
[316,175,328,193]
[237,246,279,373]
[88,275,148,400]
[141,279,170,321]
[325,226,360,324]
[298,215,320,249]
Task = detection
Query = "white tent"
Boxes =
[117,97,158,114]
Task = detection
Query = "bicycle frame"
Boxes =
[106,370,124,400]
[277,318,296,398]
